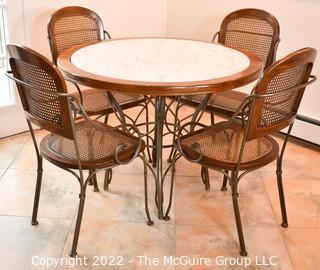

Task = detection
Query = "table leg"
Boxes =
[155,96,166,219]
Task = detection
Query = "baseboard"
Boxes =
[288,116,320,145]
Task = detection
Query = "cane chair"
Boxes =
[172,48,317,256]
[6,44,153,257]
[181,8,280,118]
[47,6,146,117]
[176,9,280,190]
[47,6,149,189]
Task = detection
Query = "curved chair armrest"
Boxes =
[273,38,281,63]
[5,70,71,98]
[251,75,317,100]
[64,77,84,105]
[104,30,111,39]
[69,97,143,165]
[175,121,208,163]
[112,123,143,165]
[226,95,253,126]
[228,74,317,127]
[212,31,220,42]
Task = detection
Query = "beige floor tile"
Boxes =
[175,175,277,226]
[0,216,72,270]
[173,156,203,177]
[84,173,157,222]
[175,225,294,270]
[9,140,58,170]
[282,228,320,270]
[83,172,175,224]
[0,169,79,219]
[111,158,145,176]
[263,178,320,228]
[59,221,175,270]
[260,140,320,179]
[0,132,29,168]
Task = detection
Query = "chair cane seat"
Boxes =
[72,88,145,116]
[182,90,247,115]
[40,120,145,170]
[179,121,279,171]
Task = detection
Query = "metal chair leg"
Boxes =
[88,170,94,186]
[103,169,113,191]
[70,187,86,257]
[164,150,177,220]
[88,169,99,192]
[201,166,210,191]
[144,98,153,163]
[101,113,114,189]
[27,120,43,226]
[104,113,109,124]
[152,126,157,168]
[151,100,158,168]
[221,170,228,191]
[92,173,99,192]
[275,123,293,228]
[141,152,154,226]
[167,98,180,163]
[276,157,288,227]
[231,171,247,256]
[31,156,43,225]
[210,111,215,125]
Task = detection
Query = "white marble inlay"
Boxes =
[71,38,250,83]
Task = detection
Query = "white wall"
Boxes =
[12,0,167,57]
[0,0,28,137]
[167,0,320,143]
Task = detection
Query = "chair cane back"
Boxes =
[181,8,280,117]
[47,6,146,117]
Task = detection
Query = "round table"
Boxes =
[58,38,262,219]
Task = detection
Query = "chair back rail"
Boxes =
[218,8,280,70]
[7,44,74,139]
[47,6,105,64]
[246,47,317,140]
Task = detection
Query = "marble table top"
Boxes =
[71,38,251,83]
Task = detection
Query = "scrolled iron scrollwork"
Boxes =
[175,121,207,163]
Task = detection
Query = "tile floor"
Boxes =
[0,106,319,270]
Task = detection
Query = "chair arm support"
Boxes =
[175,121,208,163]
[69,97,143,165]
[104,30,111,39]
[273,38,281,63]
[212,31,220,42]
[64,78,84,105]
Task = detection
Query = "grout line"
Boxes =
[57,210,78,269]
[4,167,71,173]
[0,169,5,180]
[0,135,30,182]
[0,214,73,221]
[174,222,296,229]
[0,130,29,140]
